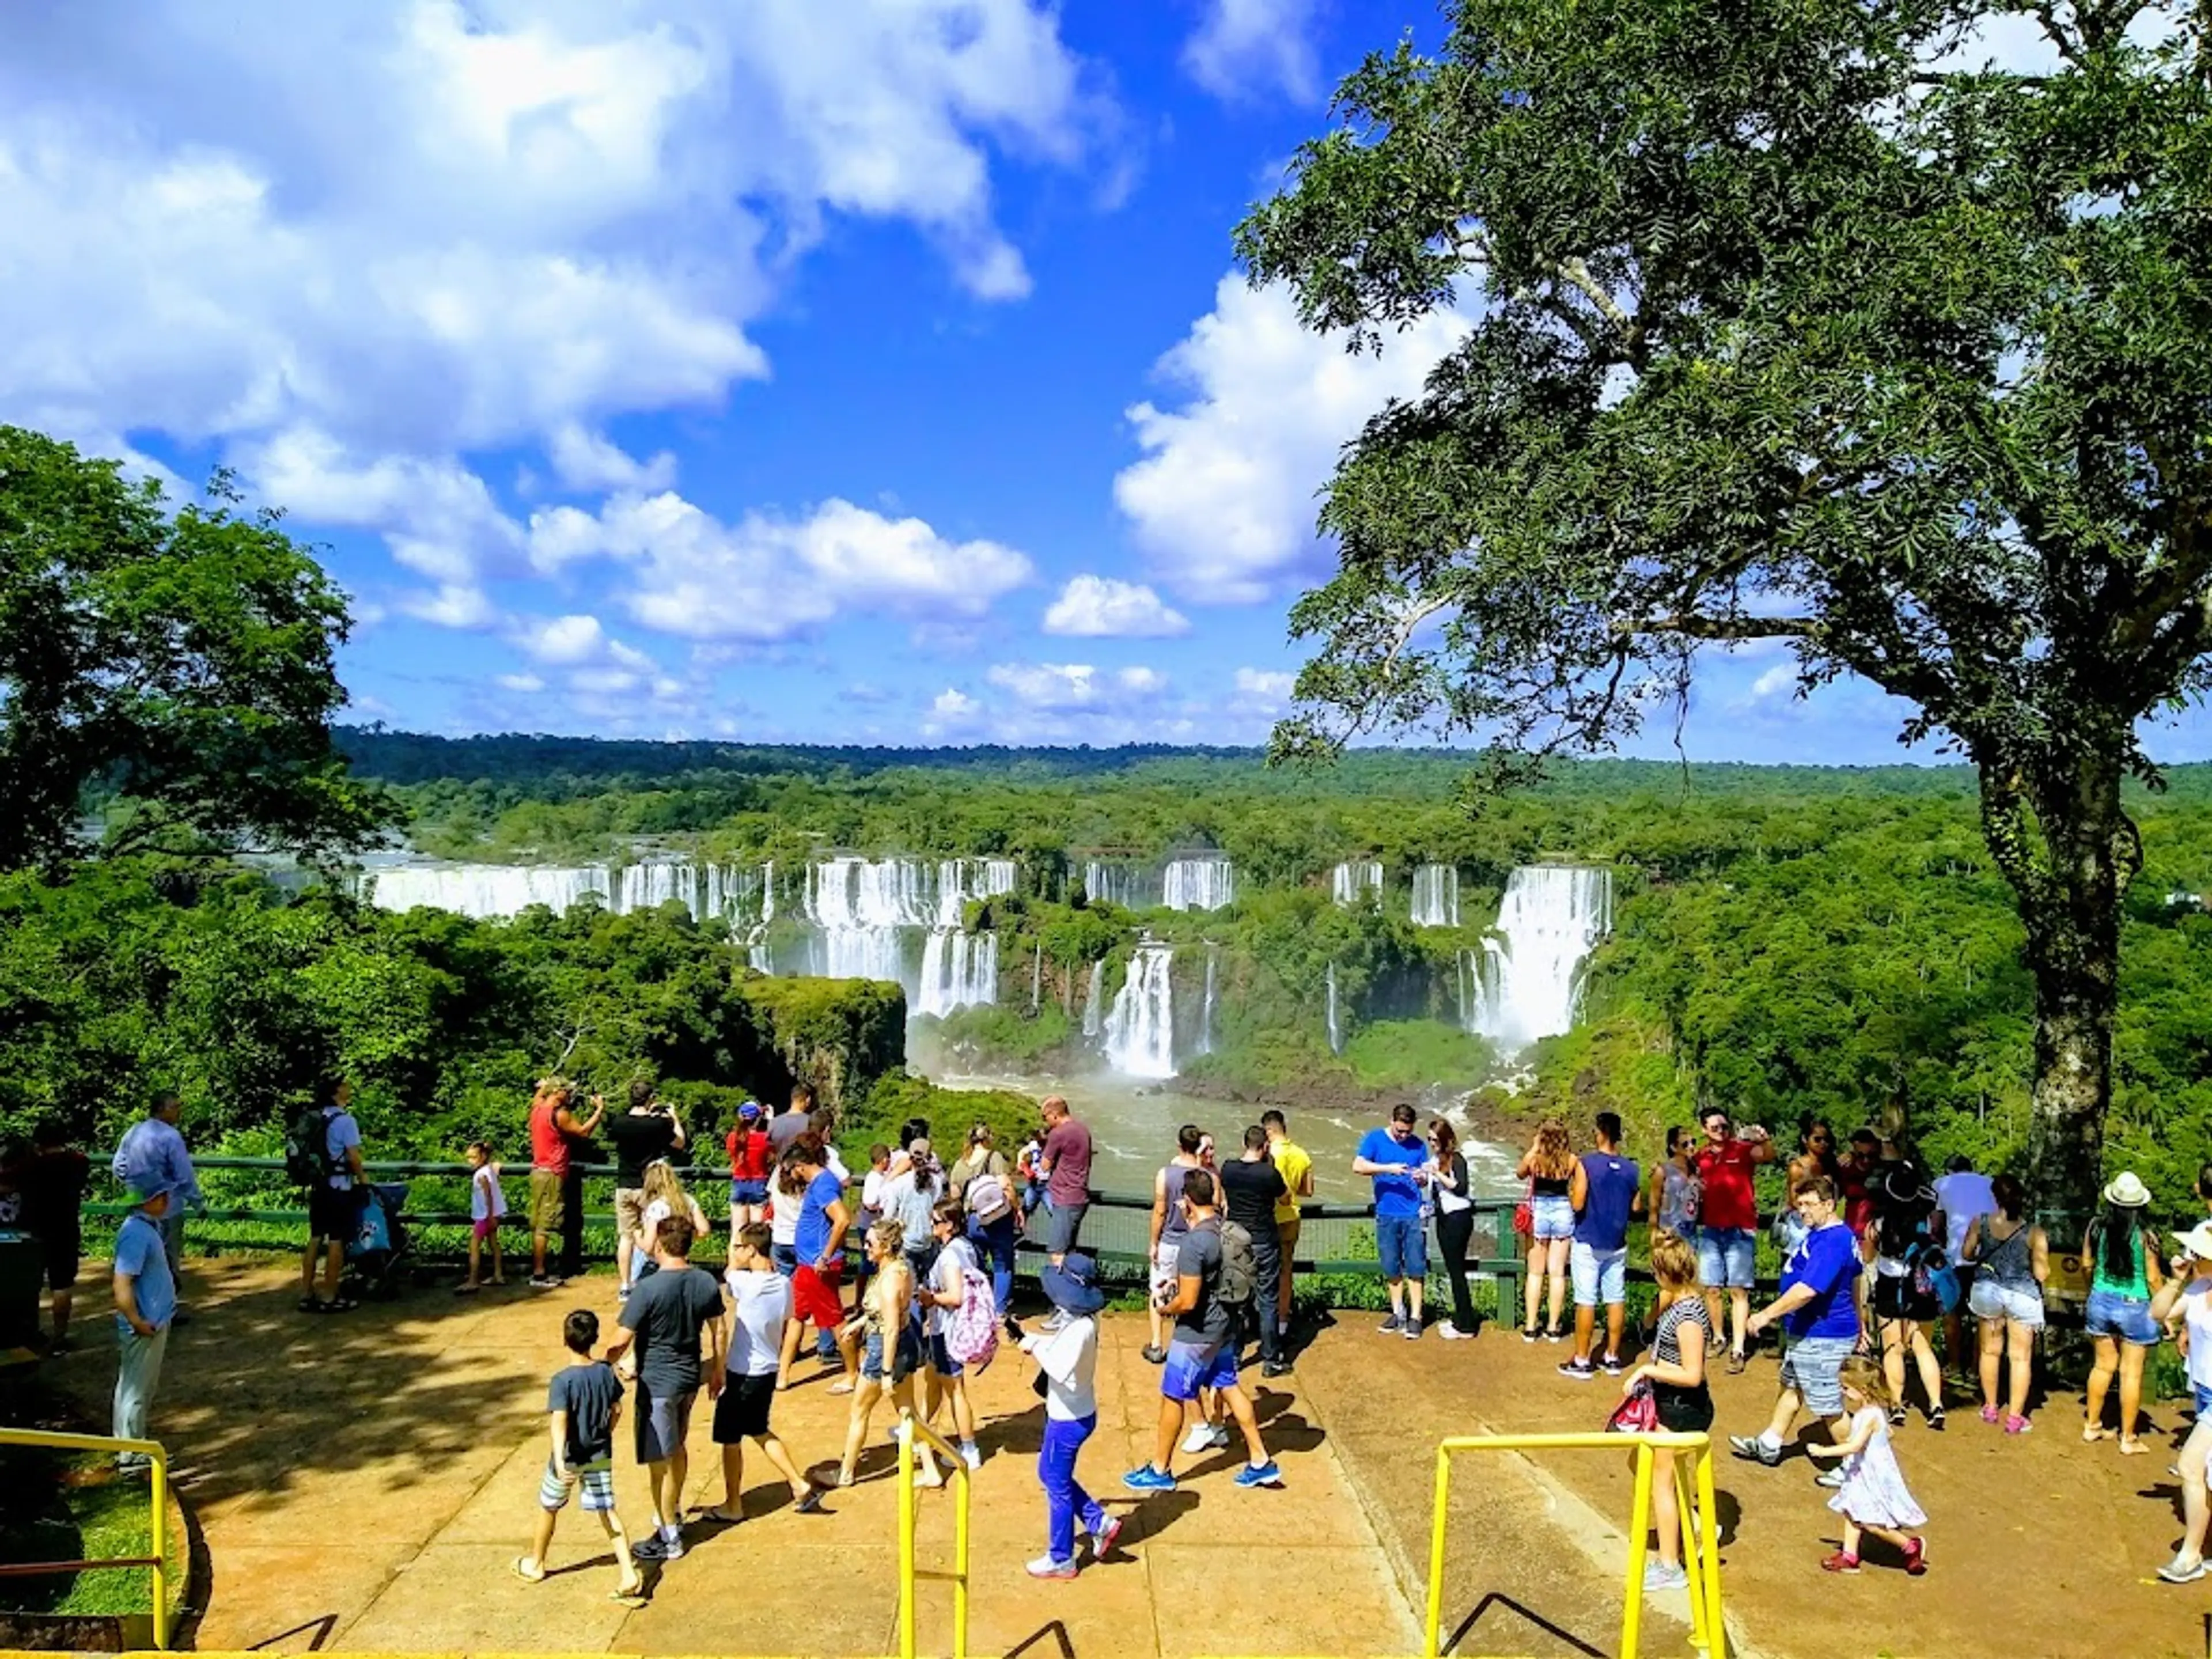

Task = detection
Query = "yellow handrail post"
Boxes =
[953,1444,970,1659]
[1696,1442,1726,1659]
[1671,1458,1707,1655]
[1424,1445,1452,1657]
[893,1410,971,1659]
[1620,1442,1654,1659]
[150,1445,170,1653]
[897,1422,916,1659]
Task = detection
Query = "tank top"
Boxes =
[1160,1162,1195,1245]
[1975,1215,2037,1294]
[529,1096,569,1174]
[2089,1221,2150,1299]
[1531,1171,1571,1198]
[1658,1163,1698,1234]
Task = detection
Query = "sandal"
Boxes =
[454,1282,480,1296]
[2120,1437,2150,1456]
[298,1296,326,1314]
[512,1556,546,1584]
[827,1380,855,1396]
[323,1296,361,1313]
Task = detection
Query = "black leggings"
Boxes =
[1437,1207,1478,1332]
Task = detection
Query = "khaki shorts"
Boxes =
[529,1169,567,1234]
[615,1187,647,1238]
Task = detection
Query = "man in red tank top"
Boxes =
[529,1081,604,1287]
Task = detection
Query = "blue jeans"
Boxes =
[1249,1232,1283,1363]
[968,1213,1017,1314]
[1039,1412,1109,1563]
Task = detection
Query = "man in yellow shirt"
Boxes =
[1262,1111,1313,1339]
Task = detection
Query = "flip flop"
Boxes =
[453,1283,480,1296]
[827,1380,856,1395]
[512,1556,546,1584]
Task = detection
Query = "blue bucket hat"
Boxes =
[738,1100,763,1119]
[1040,1252,1106,1316]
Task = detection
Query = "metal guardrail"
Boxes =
[1426,1431,1724,1659]
[895,1410,970,1659]
[0,1426,173,1649]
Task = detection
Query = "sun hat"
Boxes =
[1040,1252,1107,1317]
[738,1100,762,1119]
[130,1177,180,1207]
[2104,1172,2153,1208]
[2174,1221,2212,1263]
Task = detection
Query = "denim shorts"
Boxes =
[1968,1279,2044,1329]
[1698,1226,1757,1290]
[1529,1195,1575,1241]
[1570,1241,1627,1307]
[2085,1287,2160,1346]
[1376,1213,1427,1280]
[728,1177,768,1207]
[1779,1334,1854,1415]
[862,1324,922,1384]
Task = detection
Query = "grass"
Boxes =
[0,1441,183,1620]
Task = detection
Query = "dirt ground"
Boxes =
[30,1256,2212,1658]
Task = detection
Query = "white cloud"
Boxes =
[548,424,678,494]
[496,672,546,694]
[1749,662,1797,702]
[397,583,499,630]
[532,491,1033,642]
[1236,667,1296,700]
[1042,574,1191,637]
[0,0,1109,619]
[514,613,612,666]
[1115,274,1468,604]
[986,662,1166,710]
[1182,0,1324,104]
[925,688,982,735]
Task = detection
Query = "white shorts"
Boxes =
[1968,1279,2044,1329]
[1152,1241,1183,1301]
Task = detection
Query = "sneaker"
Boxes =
[1926,1406,1946,1431]
[1814,1467,1846,1489]
[1233,1460,1285,1488]
[1979,1404,2002,1425]
[1642,1561,1690,1593]
[1600,1353,1627,1375]
[1090,1514,1124,1558]
[1820,1550,1861,1575]
[1210,1422,1232,1450]
[529,1274,560,1289]
[1142,1343,1168,1365]
[631,1536,672,1562]
[1181,1422,1218,1456]
[1402,1319,1422,1340]
[1544,1325,1566,1343]
[2005,1415,2032,1435]
[1378,1313,1404,1335]
[2158,1554,2207,1585]
[1438,1323,1473,1341]
[1726,1350,1748,1374]
[1521,1325,1540,1343]
[1027,1554,1080,1580]
[1728,1434,1781,1467]
[1558,1358,1597,1381]
[1887,1405,1908,1427]
[1122,1464,1177,1493]
[961,1442,982,1471]
[1902,1536,1927,1577]
[1262,1360,1292,1377]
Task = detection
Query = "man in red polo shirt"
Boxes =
[1693,1107,1775,1372]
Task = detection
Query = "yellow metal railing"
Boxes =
[1424,1431,1723,1659]
[894,1410,971,1659]
[0,1426,173,1650]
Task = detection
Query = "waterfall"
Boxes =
[1082,861,1141,908]
[1082,959,1107,1037]
[366,860,775,927]
[1162,857,1234,912]
[1411,865,1460,929]
[1104,945,1176,1078]
[1331,861,1382,906]
[804,855,1017,1008]
[1461,866,1613,1049]
[1199,947,1217,1056]
[1031,942,1043,1013]
[1325,963,1342,1054]
[748,859,775,971]
[916,927,998,1018]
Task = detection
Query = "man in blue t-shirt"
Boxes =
[111,1178,179,1472]
[1730,1175,1862,1468]
[1560,1112,1642,1380]
[1353,1105,1433,1337]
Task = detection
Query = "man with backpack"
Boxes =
[947,1122,1020,1334]
[293,1079,365,1314]
[1218,1126,1290,1377]
[1122,1168,1283,1494]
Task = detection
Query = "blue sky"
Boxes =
[5,1,2206,766]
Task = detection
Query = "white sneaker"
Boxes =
[1181,1422,1217,1455]
[961,1442,982,1471]
[916,1461,945,1488]
[1438,1322,1472,1340]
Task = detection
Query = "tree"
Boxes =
[0,427,395,870]
[1236,0,2212,1216]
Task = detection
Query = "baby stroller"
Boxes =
[344,1183,413,1301]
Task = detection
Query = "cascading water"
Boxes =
[1082,861,1142,908]
[916,928,998,1018]
[1082,959,1107,1037]
[1331,861,1382,906]
[1461,866,1613,1050]
[1325,962,1342,1054]
[803,855,1017,1010]
[1104,944,1176,1078]
[1199,947,1217,1055]
[366,860,774,927]
[1411,865,1460,929]
[1162,857,1234,912]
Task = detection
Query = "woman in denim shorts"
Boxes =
[1962,1174,2046,1432]
[1516,1120,1578,1342]
[2082,1172,2165,1456]
[2150,1221,2212,1582]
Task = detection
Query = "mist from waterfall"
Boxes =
[1082,959,1107,1038]
[1460,866,1613,1050]
[1104,945,1176,1077]
[1332,861,1383,906]
[1325,962,1342,1054]
[1199,948,1217,1055]
[1411,865,1460,929]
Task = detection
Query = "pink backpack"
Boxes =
[944,1245,999,1372]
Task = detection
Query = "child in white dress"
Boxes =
[1809,1354,1927,1575]
[460,1141,507,1292]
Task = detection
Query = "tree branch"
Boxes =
[1622,612,1819,640]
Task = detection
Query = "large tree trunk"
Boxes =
[1980,748,2138,1225]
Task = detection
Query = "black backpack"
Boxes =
[283,1106,332,1188]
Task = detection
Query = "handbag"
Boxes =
[1512,1177,1535,1238]
[1606,1378,1658,1434]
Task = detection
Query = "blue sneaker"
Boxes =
[1233,1460,1284,1489]
[1122,1464,1177,1493]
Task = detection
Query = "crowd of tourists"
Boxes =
[14,1081,2212,1600]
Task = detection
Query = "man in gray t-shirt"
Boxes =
[1122,1168,1282,1493]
